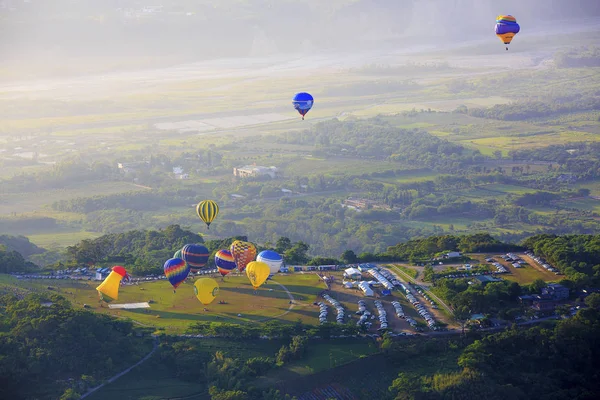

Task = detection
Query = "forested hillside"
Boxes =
[0,293,153,400]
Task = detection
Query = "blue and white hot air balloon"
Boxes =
[256,250,284,275]
[292,92,314,120]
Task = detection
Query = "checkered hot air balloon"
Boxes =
[181,244,210,273]
[164,257,190,291]
[215,249,236,277]
[196,200,219,229]
[229,240,257,273]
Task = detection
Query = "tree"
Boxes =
[389,373,422,400]
[493,150,502,159]
[423,265,434,282]
[275,237,292,254]
[209,387,248,400]
[585,293,600,309]
[59,389,81,400]
[341,250,358,264]
[453,306,471,338]
[530,279,547,294]
[276,345,291,364]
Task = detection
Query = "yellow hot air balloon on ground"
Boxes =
[194,278,219,305]
[196,200,219,229]
[96,266,129,302]
[245,261,270,290]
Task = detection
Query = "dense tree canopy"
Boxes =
[0,292,151,400]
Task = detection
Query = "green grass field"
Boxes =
[26,230,102,248]
[8,273,326,332]
[0,181,150,216]
[502,266,560,285]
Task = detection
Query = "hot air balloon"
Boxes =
[173,249,183,260]
[229,240,257,273]
[245,261,270,290]
[256,250,283,275]
[215,249,236,277]
[164,257,190,291]
[292,92,314,120]
[495,15,520,51]
[196,200,219,229]
[181,244,210,273]
[96,266,129,303]
[194,278,219,305]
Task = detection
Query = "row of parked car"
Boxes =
[374,300,388,330]
[525,251,562,275]
[356,300,373,328]
[322,293,346,324]
[398,282,438,330]
[409,283,438,309]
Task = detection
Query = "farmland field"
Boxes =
[0,181,150,216]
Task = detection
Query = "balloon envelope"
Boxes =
[495,15,520,45]
[245,261,271,289]
[196,200,219,229]
[257,250,283,275]
[215,249,236,276]
[292,92,314,118]
[164,258,190,290]
[194,278,219,305]
[96,266,128,302]
[229,240,257,272]
[181,244,209,272]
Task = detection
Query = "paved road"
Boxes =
[80,335,159,399]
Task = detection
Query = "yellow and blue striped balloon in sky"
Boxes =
[196,200,219,229]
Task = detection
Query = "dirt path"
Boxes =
[256,280,296,321]
[80,335,159,399]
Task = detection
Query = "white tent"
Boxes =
[344,267,362,280]
[358,282,374,297]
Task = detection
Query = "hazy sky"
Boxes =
[1,0,599,68]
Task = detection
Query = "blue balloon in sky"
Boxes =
[292,92,314,120]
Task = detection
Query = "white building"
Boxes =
[233,165,278,178]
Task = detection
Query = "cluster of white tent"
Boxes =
[374,300,388,330]
[367,269,394,290]
[525,251,560,274]
[376,268,402,287]
[317,302,328,324]
[489,261,508,273]
[398,282,438,330]
[356,300,373,328]
[322,294,345,324]
[358,281,374,297]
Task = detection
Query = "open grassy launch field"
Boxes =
[2,273,328,332]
